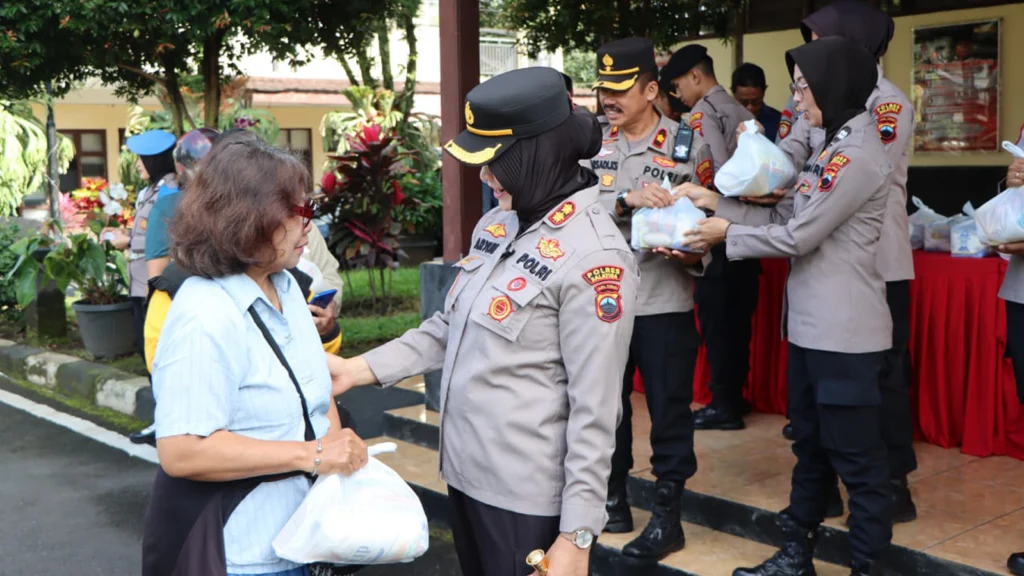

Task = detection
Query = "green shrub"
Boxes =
[0,221,21,307]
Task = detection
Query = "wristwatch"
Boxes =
[615,190,632,214]
[561,529,595,550]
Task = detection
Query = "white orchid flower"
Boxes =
[103,200,124,216]
[99,191,111,205]
[109,183,129,201]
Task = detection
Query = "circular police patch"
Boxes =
[779,120,791,140]
[594,285,623,323]
[507,277,528,292]
[488,295,513,323]
[877,116,898,144]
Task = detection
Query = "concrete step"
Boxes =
[377,405,1000,576]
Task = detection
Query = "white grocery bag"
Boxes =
[908,196,946,250]
[714,120,797,197]
[631,177,706,252]
[273,442,429,566]
[974,141,1024,246]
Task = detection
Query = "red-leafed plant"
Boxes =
[319,123,417,315]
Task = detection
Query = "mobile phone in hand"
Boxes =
[310,289,338,309]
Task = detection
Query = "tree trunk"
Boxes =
[356,48,377,87]
[203,30,227,128]
[161,55,186,136]
[616,0,631,37]
[377,19,394,91]
[44,82,61,225]
[397,4,419,120]
[340,58,360,86]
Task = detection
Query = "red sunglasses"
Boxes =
[291,199,317,227]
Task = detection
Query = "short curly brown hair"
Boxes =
[169,131,311,278]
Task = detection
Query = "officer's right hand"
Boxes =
[739,187,788,205]
[101,227,130,250]
[309,427,368,476]
[626,185,673,209]
[736,120,765,136]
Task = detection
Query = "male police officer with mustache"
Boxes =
[587,37,715,563]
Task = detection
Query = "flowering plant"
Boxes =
[61,178,136,234]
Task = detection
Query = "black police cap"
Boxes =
[593,37,657,91]
[444,67,572,166]
[661,44,711,84]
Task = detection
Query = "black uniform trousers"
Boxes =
[1006,300,1024,404]
[130,296,148,362]
[609,312,700,486]
[880,280,917,479]
[694,256,761,413]
[448,487,571,576]
[787,344,892,564]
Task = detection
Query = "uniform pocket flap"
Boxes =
[493,269,543,307]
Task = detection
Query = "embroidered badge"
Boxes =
[653,128,668,149]
[536,238,565,261]
[653,156,677,169]
[547,201,577,226]
[507,276,528,292]
[597,147,615,157]
[601,174,616,187]
[689,112,704,137]
[609,126,620,138]
[594,284,623,323]
[483,223,507,238]
[877,115,898,144]
[696,159,714,188]
[782,109,794,119]
[778,120,791,140]
[583,265,624,285]
[817,154,850,193]
[797,180,812,195]
[458,254,481,267]
[139,218,148,232]
[817,149,829,162]
[875,102,903,117]
[488,295,513,323]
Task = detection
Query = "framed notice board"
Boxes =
[912,19,1000,153]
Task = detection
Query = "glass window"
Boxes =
[59,130,107,190]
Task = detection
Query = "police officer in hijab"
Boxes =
[769,0,918,525]
[329,67,638,576]
[677,38,893,576]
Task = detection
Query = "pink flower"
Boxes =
[360,123,383,145]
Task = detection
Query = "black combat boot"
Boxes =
[622,480,685,560]
[890,477,917,524]
[605,480,633,534]
[733,513,818,576]
[1007,552,1024,576]
[694,406,746,430]
[825,483,844,519]
[849,559,885,575]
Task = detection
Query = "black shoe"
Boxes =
[694,406,745,431]
[129,424,156,447]
[1007,552,1024,576]
[782,422,795,441]
[891,477,917,524]
[825,484,844,519]
[850,560,885,575]
[733,513,818,576]
[739,398,753,416]
[605,481,633,534]
[622,480,685,560]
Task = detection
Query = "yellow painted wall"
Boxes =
[263,105,336,178]
[738,3,1024,167]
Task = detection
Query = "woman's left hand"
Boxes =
[309,300,338,336]
[531,536,589,576]
[1009,158,1024,189]
[681,217,731,253]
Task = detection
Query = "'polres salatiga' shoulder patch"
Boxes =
[582,265,625,323]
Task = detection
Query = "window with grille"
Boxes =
[480,34,518,77]
[59,130,107,191]
[276,128,314,175]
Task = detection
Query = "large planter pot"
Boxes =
[72,300,137,359]
[399,234,441,266]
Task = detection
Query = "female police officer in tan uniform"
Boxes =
[330,67,638,576]
[676,38,893,575]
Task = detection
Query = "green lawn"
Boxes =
[341,267,421,310]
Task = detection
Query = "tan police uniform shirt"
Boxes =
[128,180,163,297]
[688,85,756,171]
[717,111,893,353]
[362,186,638,535]
[779,71,915,282]
[586,111,714,316]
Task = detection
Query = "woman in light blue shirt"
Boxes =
[142,131,368,576]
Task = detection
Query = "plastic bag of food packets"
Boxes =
[273,442,429,566]
[908,196,946,250]
[951,203,993,259]
[975,141,1024,245]
[631,177,706,252]
[714,120,797,197]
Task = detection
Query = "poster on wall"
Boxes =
[912,19,1000,153]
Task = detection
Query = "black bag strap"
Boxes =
[247,304,316,443]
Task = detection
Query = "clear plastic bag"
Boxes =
[631,177,706,252]
[714,119,797,197]
[273,442,429,567]
[974,141,1024,246]
[951,203,992,258]
[908,196,946,250]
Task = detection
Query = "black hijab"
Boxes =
[488,108,602,232]
[801,0,895,60]
[786,38,879,143]
[140,149,177,186]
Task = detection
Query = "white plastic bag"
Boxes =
[273,442,429,566]
[714,119,797,197]
[908,196,946,250]
[951,203,992,258]
[631,177,706,252]
[974,141,1024,246]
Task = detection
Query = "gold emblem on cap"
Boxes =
[465,101,475,126]
[602,53,614,72]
